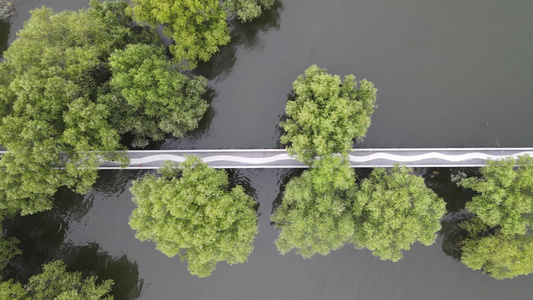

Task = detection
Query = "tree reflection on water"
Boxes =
[3,186,143,300]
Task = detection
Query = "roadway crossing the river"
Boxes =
[3,148,533,169]
[100,148,533,169]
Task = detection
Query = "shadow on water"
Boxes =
[270,168,305,221]
[62,243,143,300]
[0,20,9,56]
[194,0,284,81]
[439,210,475,261]
[422,167,479,212]
[3,187,143,300]
[92,169,149,196]
[403,167,477,260]
[418,167,479,261]
[275,91,294,149]
[226,169,260,214]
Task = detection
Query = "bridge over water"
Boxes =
[2,148,533,169]
[98,148,533,169]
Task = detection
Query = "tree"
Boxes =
[130,0,230,69]
[0,260,114,300]
[105,43,208,147]
[0,2,131,215]
[223,0,275,22]
[459,218,533,280]
[459,155,533,236]
[25,260,113,299]
[280,65,377,164]
[351,165,446,261]
[129,156,258,277]
[0,1,207,215]
[456,156,533,279]
[129,0,275,68]
[271,155,356,258]
[0,280,26,299]
[0,234,20,278]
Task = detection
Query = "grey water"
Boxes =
[2,0,533,299]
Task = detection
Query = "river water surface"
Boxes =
[3,0,533,299]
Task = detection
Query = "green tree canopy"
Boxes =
[459,155,533,236]
[0,280,26,299]
[0,234,20,278]
[130,0,230,69]
[271,155,356,258]
[0,1,131,215]
[0,1,208,216]
[459,218,533,280]
[351,165,446,261]
[223,0,275,22]
[129,0,274,68]
[457,156,533,279]
[129,156,258,277]
[0,260,113,299]
[105,43,209,147]
[280,65,377,164]
[24,260,113,299]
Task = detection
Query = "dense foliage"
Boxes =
[0,234,20,278]
[129,0,274,69]
[272,160,446,260]
[223,0,275,22]
[460,155,533,236]
[105,44,208,147]
[129,156,258,277]
[280,65,377,164]
[351,165,446,261]
[459,218,533,280]
[0,260,114,299]
[0,1,128,215]
[130,0,229,69]
[458,155,533,279]
[271,156,356,258]
[0,1,208,216]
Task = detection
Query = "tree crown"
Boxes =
[351,165,446,261]
[129,156,258,277]
[280,65,377,164]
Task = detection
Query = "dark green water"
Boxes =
[3,0,533,299]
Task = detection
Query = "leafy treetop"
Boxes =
[130,0,230,69]
[0,260,114,300]
[280,65,377,164]
[460,155,533,236]
[351,165,446,261]
[271,155,356,258]
[459,218,533,280]
[223,0,275,22]
[105,43,209,147]
[457,156,533,279]
[129,156,258,277]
